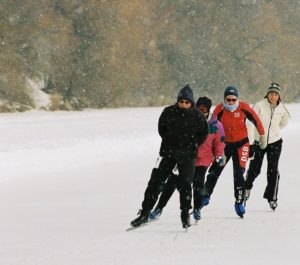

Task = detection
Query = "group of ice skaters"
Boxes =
[130,83,291,230]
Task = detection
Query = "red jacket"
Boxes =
[213,101,265,143]
[195,114,225,167]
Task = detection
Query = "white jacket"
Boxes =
[247,98,290,145]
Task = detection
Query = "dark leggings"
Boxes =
[141,156,195,214]
[154,166,208,211]
[245,139,282,201]
[204,139,249,203]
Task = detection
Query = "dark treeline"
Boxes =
[0,0,299,111]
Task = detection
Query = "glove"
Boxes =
[249,145,255,159]
[259,135,267,150]
[216,155,226,167]
[249,141,259,159]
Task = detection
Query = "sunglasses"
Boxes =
[225,98,237,102]
[179,100,191,104]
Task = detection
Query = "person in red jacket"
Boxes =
[202,86,265,218]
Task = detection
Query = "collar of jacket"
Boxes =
[223,101,240,112]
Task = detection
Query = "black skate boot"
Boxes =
[181,211,191,229]
[130,210,149,228]
[268,200,277,211]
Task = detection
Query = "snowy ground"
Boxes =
[0,104,299,265]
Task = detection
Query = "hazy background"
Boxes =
[0,0,299,112]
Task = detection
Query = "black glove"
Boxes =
[249,141,259,159]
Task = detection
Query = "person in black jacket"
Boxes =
[130,84,208,229]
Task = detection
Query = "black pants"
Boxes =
[193,166,209,208]
[204,139,248,203]
[245,139,282,202]
[154,166,208,211]
[141,156,195,214]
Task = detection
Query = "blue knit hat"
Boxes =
[224,86,239,98]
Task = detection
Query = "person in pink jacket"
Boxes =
[149,96,226,222]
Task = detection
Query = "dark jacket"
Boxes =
[158,104,209,158]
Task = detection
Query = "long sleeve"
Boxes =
[158,108,167,138]
[279,104,291,129]
[243,103,265,136]
[247,103,259,144]
[212,122,225,157]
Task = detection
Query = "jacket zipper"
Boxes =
[267,106,276,144]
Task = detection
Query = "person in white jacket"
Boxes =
[245,83,290,210]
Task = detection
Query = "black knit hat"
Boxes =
[267,82,281,96]
[265,82,281,102]
[196,96,212,112]
[177,84,195,104]
[224,86,239,98]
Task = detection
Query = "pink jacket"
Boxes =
[195,113,225,167]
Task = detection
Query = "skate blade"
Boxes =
[126,223,148,231]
